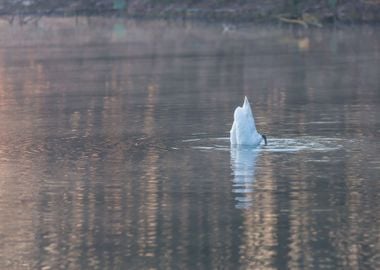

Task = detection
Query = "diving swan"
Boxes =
[230,96,267,146]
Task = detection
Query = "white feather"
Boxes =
[230,96,264,146]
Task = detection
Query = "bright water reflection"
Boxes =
[0,18,379,269]
[231,147,260,209]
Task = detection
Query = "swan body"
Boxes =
[230,96,267,146]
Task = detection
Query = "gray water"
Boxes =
[0,18,379,270]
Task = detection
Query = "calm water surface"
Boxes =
[0,18,379,269]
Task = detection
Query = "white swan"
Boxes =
[230,96,267,146]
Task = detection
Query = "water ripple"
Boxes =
[184,136,346,153]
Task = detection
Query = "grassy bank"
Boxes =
[1,0,380,26]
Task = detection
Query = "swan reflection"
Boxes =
[230,146,261,209]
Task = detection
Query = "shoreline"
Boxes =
[0,1,380,26]
[1,12,380,28]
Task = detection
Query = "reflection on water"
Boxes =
[230,147,260,209]
[230,135,342,208]
[0,18,380,269]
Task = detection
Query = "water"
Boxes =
[0,18,379,269]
